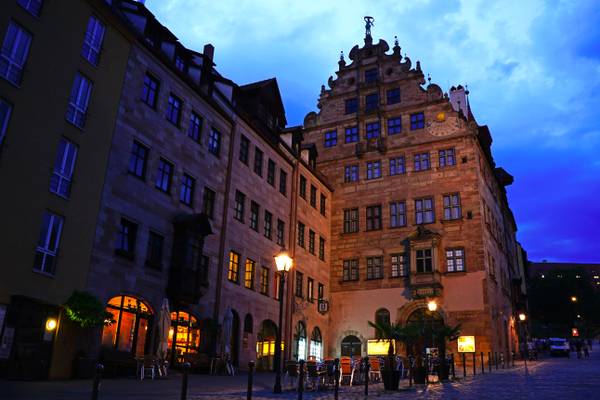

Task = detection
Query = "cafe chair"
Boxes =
[339,357,355,386]
[284,361,299,389]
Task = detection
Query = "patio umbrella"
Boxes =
[157,298,170,360]
[221,307,233,357]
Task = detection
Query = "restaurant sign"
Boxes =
[457,336,476,353]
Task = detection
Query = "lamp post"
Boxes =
[273,248,293,394]
[517,313,527,363]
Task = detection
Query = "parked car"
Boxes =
[549,338,570,357]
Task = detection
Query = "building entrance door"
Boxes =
[341,335,362,357]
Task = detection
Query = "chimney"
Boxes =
[449,85,470,120]
[200,43,215,95]
[203,44,214,63]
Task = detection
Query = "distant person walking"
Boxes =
[576,340,583,359]
[583,342,590,359]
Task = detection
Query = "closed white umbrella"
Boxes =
[222,307,233,357]
[157,299,170,360]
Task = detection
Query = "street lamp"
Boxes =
[273,248,293,394]
[571,296,577,303]
[427,300,438,312]
[518,313,527,322]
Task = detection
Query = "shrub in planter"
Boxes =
[64,291,114,328]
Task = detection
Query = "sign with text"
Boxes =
[457,336,476,353]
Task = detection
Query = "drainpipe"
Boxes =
[285,156,300,362]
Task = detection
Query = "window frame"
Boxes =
[155,158,174,193]
[366,160,381,180]
[244,258,255,289]
[208,127,221,156]
[410,112,425,130]
[344,164,359,183]
[234,190,246,222]
[415,197,435,224]
[188,111,203,143]
[344,97,358,114]
[366,205,382,231]
[390,200,407,228]
[389,156,405,176]
[365,93,379,112]
[365,121,380,139]
[342,259,359,282]
[50,137,78,199]
[446,248,465,273]
[386,87,401,105]
[141,73,159,109]
[443,193,462,220]
[33,211,64,275]
[81,15,106,66]
[324,130,337,147]
[179,173,195,206]
[343,208,359,233]
[228,251,240,283]
[387,117,402,135]
[366,256,384,280]
[165,93,182,127]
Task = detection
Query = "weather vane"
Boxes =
[364,16,374,37]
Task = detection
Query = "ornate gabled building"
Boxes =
[300,23,521,359]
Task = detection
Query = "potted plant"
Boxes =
[368,320,405,390]
[432,323,461,381]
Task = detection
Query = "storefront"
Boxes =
[101,295,153,358]
[168,310,201,365]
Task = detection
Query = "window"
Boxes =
[375,309,391,327]
[343,208,359,233]
[165,94,182,126]
[389,156,405,175]
[319,237,325,261]
[365,93,378,112]
[0,22,32,86]
[253,148,263,176]
[443,193,462,220]
[387,88,401,105]
[345,98,358,114]
[387,117,402,135]
[141,73,159,108]
[343,259,359,281]
[415,197,434,224]
[208,128,221,156]
[410,112,425,130]
[239,135,250,164]
[366,205,382,231]
[202,187,215,218]
[390,201,406,228]
[264,211,272,239]
[188,112,202,142]
[366,160,381,180]
[81,16,105,66]
[416,249,433,273]
[279,170,287,195]
[344,165,359,183]
[179,174,195,206]
[128,140,148,179]
[146,231,164,269]
[295,271,304,297]
[297,222,305,248]
[234,190,245,222]
[66,73,92,128]
[365,68,378,83]
[50,138,78,199]
[366,122,379,139]
[100,295,151,357]
[116,218,137,258]
[155,158,173,193]
[267,159,276,186]
[17,0,43,16]
[345,126,358,143]
[260,266,269,295]
[276,219,285,246]
[367,256,383,279]
[414,152,430,171]
[33,211,64,275]
[0,98,11,146]
[391,254,408,277]
[308,230,315,255]
[324,130,337,147]
[307,278,314,302]
[244,258,255,289]
[174,55,185,71]
[310,185,317,208]
[446,248,465,272]
[320,194,326,216]
[439,148,456,167]
[318,283,324,301]
[250,201,259,231]
[299,175,307,199]
[228,251,240,283]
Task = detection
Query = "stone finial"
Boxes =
[393,35,401,56]
[338,51,346,69]
[416,60,422,72]
[427,74,432,84]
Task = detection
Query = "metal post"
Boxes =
[408,361,413,387]
[512,351,515,367]
[488,352,492,372]
[180,362,190,400]
[451,353,456,380]
[334,358,340,400]
[462,353,466,377]
[501,352,505,369]
[480,352,484,374]
[495,352,499,370]
[273,272,286,393]
[247,361,255,400]
[425,354,429,383]
[364,357,370,396]
[91,363,103,400]
[297,360,305,400]
[472,353,476,375]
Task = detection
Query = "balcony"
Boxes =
[409,271,443,299]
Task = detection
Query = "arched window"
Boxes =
[101,295,153,357]
[256,320,278,371]
[244,314,253,334]
[294,321,307,361]
[341,335,362,357]
[375,308,391,326]
[309,327,323,361]
[168,310,200,365]
[406,308,443,350]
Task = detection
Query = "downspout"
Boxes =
[285,156,300,362]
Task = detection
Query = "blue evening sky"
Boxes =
[148,0,600,263]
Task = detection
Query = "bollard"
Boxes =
[425,354,429,384]
[180,362,190,400]
[334,358,340,400]
[409,363,413,387]
[495,352,499,370]
[480,352,485,374]
[91,363,103,400]
[462,353,466,377]
[247,361,255,400]
[512,351,515,368]
[363,357,370,396]
[488,352,492,373]
[451,353,456,380]
[472,353,476,375]
[502,352,506,369]
[297,360,305,400]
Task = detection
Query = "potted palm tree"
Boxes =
[368,320,405,390]
[402,324,427,384]
[432,323,461,381]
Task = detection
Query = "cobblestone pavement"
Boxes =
[3,352,600,399]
